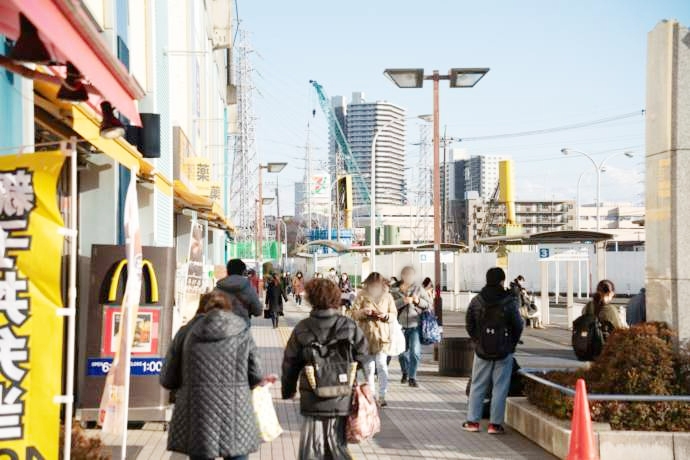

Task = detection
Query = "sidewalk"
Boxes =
[92,301,559,459]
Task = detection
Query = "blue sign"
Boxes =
[539,248,550,259]
[87,357,164,376]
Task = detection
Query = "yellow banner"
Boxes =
[0,152,65,459]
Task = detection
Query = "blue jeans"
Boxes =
[467,353,514,425]
[398,327,421,379]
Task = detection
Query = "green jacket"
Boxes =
[582,301,626,329]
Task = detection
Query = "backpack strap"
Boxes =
[304,317,345,359]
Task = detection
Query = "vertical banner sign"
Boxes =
[99,174,143,435]
[179,221,204,325]
[0,152,65,459]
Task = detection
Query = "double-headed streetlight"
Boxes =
[370,114,432,273]
[384,68,489,324]
[257,162,287,274]
[561,148,633,231]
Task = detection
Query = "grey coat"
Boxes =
[391,283,431,328]
[216,274,264,321]
[160,310,263,458]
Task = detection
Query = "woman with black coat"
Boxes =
[282,278,369,460]
[266,273,288,328]
[161,291,275,460]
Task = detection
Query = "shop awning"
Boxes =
[71,104,172,196]
[173,180,234,231]
[0,0,143,124]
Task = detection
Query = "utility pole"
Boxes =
[306,123,312,235]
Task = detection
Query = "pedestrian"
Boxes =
[390,266,430,387]
[283,271,292,296]
[339,272,353,293]
[247,269,260,294]
[626,287,646,326]
[510,275,544,329]
[422,277,433,300]
[582,279,626,329]
[292,271,305,305]
[327,267,339,284]
[281,278,369,460]
[265,273,288,328]
[215,259,263,324]
[463,267,523,434]
[161,291,276,460]
[349,272,397,407]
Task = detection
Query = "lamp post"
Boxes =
[369,114,432,273]
[257,162,287,275]
[384,67,489,324]
[562,149,633,232]
[576,171,588,230]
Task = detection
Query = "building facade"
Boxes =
[577,203,645,242]
[330,92,407,207]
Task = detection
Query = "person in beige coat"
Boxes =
[350,272,397,406]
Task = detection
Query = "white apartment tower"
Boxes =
[335,92,406,206]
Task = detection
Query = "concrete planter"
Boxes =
[506,397,690,460]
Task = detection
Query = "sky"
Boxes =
[237,0,690,216]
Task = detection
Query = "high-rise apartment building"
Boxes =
[329,92,407,207]
[447,151,504,201]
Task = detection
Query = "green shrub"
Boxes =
[524,322,690,431]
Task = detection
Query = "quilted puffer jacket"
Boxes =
[281,309,369,417]
[161,309,263,458]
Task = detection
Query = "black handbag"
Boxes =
[264,309,271,319]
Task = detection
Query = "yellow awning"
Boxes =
[71,105,172,196]
[33,79,172,196]
[173,180,234,231]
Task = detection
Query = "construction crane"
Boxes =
[479,183,501,244]
[309,80,371,206]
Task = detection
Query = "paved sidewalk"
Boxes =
[92,301,558,459]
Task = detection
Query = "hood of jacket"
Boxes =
[190,309,247,342]
[479,285,513,305]
[216,274,251,294]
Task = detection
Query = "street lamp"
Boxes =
[257,162,287,274]
[370,114,432,273]
[384,67,489,325]
[561,149,633,232]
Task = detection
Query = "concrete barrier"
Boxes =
[506,397,690,459]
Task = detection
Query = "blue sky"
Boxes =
[238,0,690,215]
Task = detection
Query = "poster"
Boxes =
[0,152,65,459]
[178,221,204,325]
[103,307,160,356]
[99,171,143,435]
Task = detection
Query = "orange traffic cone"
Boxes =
[567,379,599,460]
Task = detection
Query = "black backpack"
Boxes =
[476,296,513,360]
[572,313,611,361]
[304,318,356,398]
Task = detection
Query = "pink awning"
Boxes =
[0,0,143,125]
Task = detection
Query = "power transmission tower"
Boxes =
[414,123,433,242]
[230,31,258,239]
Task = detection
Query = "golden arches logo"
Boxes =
[107,259,159,303]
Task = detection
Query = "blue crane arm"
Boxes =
[309,80,371,206]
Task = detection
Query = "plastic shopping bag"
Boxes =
[252,384,283,442]
[346,383,380,443]
[387,318,406,357]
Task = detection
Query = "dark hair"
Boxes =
[305,278,341,310]
[593,279,615,310]
[226,258,247,276]
[516,275,525,282]
[363,272,387,287]
[199,291,232,314]
[296,271,303,278]
[486,267,506,286]
[422,277,433,288]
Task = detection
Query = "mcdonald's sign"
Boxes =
[78,245,175,423]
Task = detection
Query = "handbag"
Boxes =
[345,383,380,443]
[419,309,441,345]
[252,384,283,442]
[263,309,271,319]
[387,318,406,357]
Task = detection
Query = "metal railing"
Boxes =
[519,368,690,402]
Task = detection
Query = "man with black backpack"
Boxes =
[463,267,523,435]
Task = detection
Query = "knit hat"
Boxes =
[226,258,247,276]
[486,267,506,286]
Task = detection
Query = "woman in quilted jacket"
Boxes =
[281,278,369,460]
[161,291,275,460]
[349,272,397,407]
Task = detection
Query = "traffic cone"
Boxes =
[567,378,599,460]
